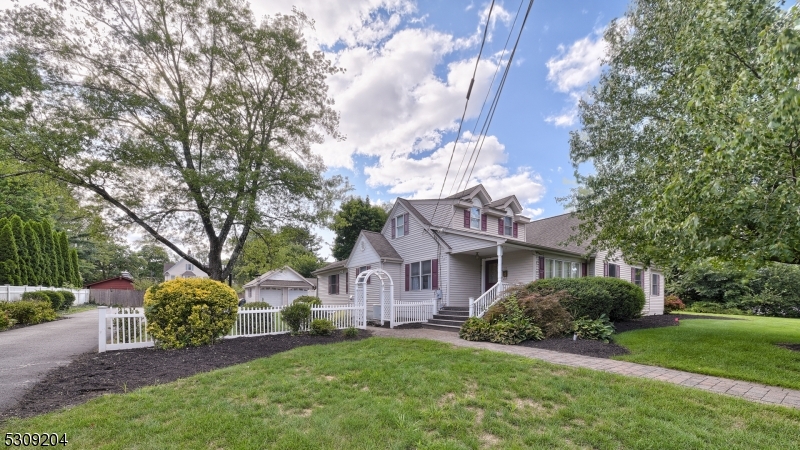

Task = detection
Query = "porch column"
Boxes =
[496,245,503,286]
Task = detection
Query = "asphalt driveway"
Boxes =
[0,309,98,412]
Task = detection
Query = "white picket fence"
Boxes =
[99,304,362,352]
[392,299,437,327]
[1,285,90,304]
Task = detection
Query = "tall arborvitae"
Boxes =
[0,223,21,285]
[23,222,44,286]
[40,221,58,286]
[69,248,81,286]
[9,216,33,285]
[56,232,71,286]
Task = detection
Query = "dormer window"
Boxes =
[470,198,482,229]
[503,216,512,235]
[396,213,405,237]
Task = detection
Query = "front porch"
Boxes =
[446,243,536,308]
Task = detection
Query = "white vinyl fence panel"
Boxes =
[1,285,90,304]
[99,304,360,352]
[392,299,437,327]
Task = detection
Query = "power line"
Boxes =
[460,0,536,193]
[448,0,526,197]
[429,0,496,224]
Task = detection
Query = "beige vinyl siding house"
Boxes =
[242,266,316,307]
[312,184,666,317]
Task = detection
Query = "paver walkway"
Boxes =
[0,309,98,412]
[371,327,800,410]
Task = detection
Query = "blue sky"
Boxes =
[252,0,630,258]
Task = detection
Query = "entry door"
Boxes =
[485,260,498,292]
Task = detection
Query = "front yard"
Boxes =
[613,314,800,390]
[2,338,799,449]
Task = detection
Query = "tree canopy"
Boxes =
[0,0,345,281]
[566,0,800,269]
[330,197,389,261]
[232,226,323,284]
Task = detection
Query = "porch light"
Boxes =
[474,252,479,259]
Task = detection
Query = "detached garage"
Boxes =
[243,266,316,308]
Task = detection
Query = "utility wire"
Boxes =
[448,0,526,197]
[428,0,496,224]
[460,0,536,193]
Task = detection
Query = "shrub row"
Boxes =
[519,277,645,322]
[0,300,57,325]
[21,290,75,311]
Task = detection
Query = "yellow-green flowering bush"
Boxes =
[144,278,238,349]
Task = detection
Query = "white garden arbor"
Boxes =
[354,268,394,328]
[354,268,438,329]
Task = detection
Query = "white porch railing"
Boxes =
[392,299,437,327]
[1,285,91,304]
[468,282,511,318]
[98,304,361,352]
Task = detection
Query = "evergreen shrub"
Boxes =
[310,318,335,335]
[0,300,57,325]
[280,302,311,334]
[292,295,321,306]
[144,278,238,349]
[0,309,11,330]
[37,290,65,311]
[522,277,645,321]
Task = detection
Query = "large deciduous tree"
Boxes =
[330,197,388,261]
[566,0,800,269]
[0,0,344,280]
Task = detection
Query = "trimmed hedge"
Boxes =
[0,300,57,325]
[144,278,239,349]
[520,277,645,322]
[281,302,311,334]
[293,295,322,306]
[58,290,76,310]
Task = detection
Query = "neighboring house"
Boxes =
[313,184,665,316]
[243,266,317,307]
[163,257,209,280]
[85,271,135,290]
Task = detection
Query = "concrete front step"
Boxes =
[432,313,468,322]
[439,306,469,312]
[428,318,466,327]
[421,322,461,332]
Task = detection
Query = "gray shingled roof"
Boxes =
[180,271,197,277]
[525,213,590,255]
[361,231,402,261]
[305,278,317,288]
[311,259,348,275]
[445,184,485,200]
[487,195,516,208]
[252,279,314,288]
[396,198,432,227]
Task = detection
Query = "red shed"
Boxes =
[85,272,135,290]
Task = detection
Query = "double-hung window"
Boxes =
[651,274,661,295]
[633,268,643,288]
[503,216,513,235]
[186,263,193,271]
[328,274,339,295]
[470,207,481,229]
[396,214,405,237]
[607,263,619,278]
[409,260,432,290]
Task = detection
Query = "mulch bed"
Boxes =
[0,330,370,422]
[520,314,741,359]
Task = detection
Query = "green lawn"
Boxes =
[62,304,97,315]
[614,314,800,390]
[2,338,799,449]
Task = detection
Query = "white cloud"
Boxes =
[544,26,608,127]
[523,207,544,219]
[546,33,607,93]
[255,0,547,240]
